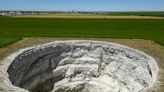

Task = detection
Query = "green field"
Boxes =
[0,18,164,47]
[104,12,164,17]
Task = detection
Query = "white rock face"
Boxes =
[3,40,158,92]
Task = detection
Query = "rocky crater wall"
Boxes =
[3,40,159,92]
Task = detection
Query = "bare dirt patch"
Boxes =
[12,14,164,19]
[0,37,164,92]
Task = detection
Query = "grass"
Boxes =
[0,37,22,48]
[0,18,164,47]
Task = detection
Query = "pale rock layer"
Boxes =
[1,40,158,92]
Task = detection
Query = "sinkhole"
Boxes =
[7,40,158,92]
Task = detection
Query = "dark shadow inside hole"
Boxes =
[7,45,71,92]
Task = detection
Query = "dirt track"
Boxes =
[12,14,164,19]
[0,38,164,92]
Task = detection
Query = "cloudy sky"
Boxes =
[0,0,164,11]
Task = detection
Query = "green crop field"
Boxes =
[0,18,164,47]
[104,12,164,17]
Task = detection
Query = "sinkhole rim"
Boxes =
[4,40,159,92]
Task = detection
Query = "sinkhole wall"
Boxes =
[6,40,158,92]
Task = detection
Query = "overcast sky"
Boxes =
[0,0,164,11]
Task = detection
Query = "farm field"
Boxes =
[103,11,164,17]
[0,17,164,47]
[12,14,164,19]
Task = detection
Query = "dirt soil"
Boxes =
[12,14,164,19]
[0,37,164,92]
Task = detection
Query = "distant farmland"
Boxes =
[104,12,164,17]
[0,18,164,47]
